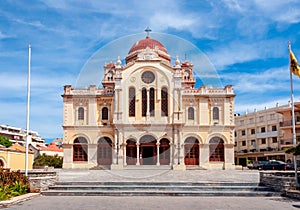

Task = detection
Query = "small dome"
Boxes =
[128,36,168,55]
[105,61,115,67]
[181,61,193,67]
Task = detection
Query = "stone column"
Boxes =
[88,144,97,166]
[117,132,123,165]
[179,130,185,165]
[62,144,73,168]
[173,129,178,165]
[224,144,235,169]
[88,98,97,125]
[146,89,150,120]
[124,143,127,166]
[199,144,204,166]
[179,89,182,112]
[113,131,118,164]
[114,89,119,121]
[169,142,173,166]
[136,143,140,165]
[156,142,160,166]
[118,89,123,121]
[201,144,209,168]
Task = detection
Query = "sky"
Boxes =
[1,0,300,142]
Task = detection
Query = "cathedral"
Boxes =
[62,30,235,170]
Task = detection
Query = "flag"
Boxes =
[290,49,300,77]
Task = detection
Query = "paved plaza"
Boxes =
[4,195,300,210]
[3,169,300,209]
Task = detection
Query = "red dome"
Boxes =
[105,61,115,67]
[181,61,192,67]
[128,36,168,55]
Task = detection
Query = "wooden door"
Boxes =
[97,138,112,165]
[184,143,199,165]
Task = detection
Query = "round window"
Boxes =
[141,71,155,84]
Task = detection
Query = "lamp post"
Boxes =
[25,44,31,176]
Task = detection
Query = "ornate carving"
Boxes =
[130,77,136,82]
[137,47,159,60]
[74,99,88,106]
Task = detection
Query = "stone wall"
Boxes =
[259,171,296,193]
[21,170,57,192]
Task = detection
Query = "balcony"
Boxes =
[256,131,278,138]
[280,117,300,127]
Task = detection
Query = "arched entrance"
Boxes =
[159,138,170,165]
[209,137,224,162]
[97,137,112,165]
[126,139,137,165]
[140,135,157,165]
[184,137,199,165]
[73,137,88,162]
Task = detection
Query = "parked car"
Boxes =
[260,160,287,170]
[285,162,300,170]
[248,161,268,169]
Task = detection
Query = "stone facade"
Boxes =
[62,33,235,170]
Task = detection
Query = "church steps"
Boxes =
[42,181,279,197]
[53,181,260,186]
[47,185,272,192]
[42,190,278,197]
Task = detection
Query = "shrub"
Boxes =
[285,144,300,156]
[0,169,30,201]
[33,154,63,168]
[0,136,12,148]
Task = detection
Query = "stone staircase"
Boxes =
[42,181,280,197]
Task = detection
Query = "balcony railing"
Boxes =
[280,117,300,127]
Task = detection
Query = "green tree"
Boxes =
[0,136,12,148]
[285,144,300,156]
[33,154,63,168]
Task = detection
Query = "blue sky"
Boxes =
[1,0,300,141]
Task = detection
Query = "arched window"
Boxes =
[0,159,4,168]
[213,107,219,120]
[159,138,170,165]
[102,107,108,120]
[142,88,147,117]
[188,107,194,120]
[126,139,137,165]
[73,137,88,162]
[78,107,84,120]
[161,88,168,116]
[129,87,135,117]
[209,137,224,162]
[150,88,155,116]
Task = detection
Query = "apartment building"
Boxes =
[234,103,295,166]
[0,125,46,147]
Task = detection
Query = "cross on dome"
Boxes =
[145,27,152,38]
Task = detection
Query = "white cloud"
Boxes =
[235,97,292,114]
[0,31,13,39]
[223,67,290,94]
[13,18,45,29]
[254,0,300,24]
[208,38,287,70]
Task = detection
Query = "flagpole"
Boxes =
[288,41,299,188]
[25,44,31,176]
